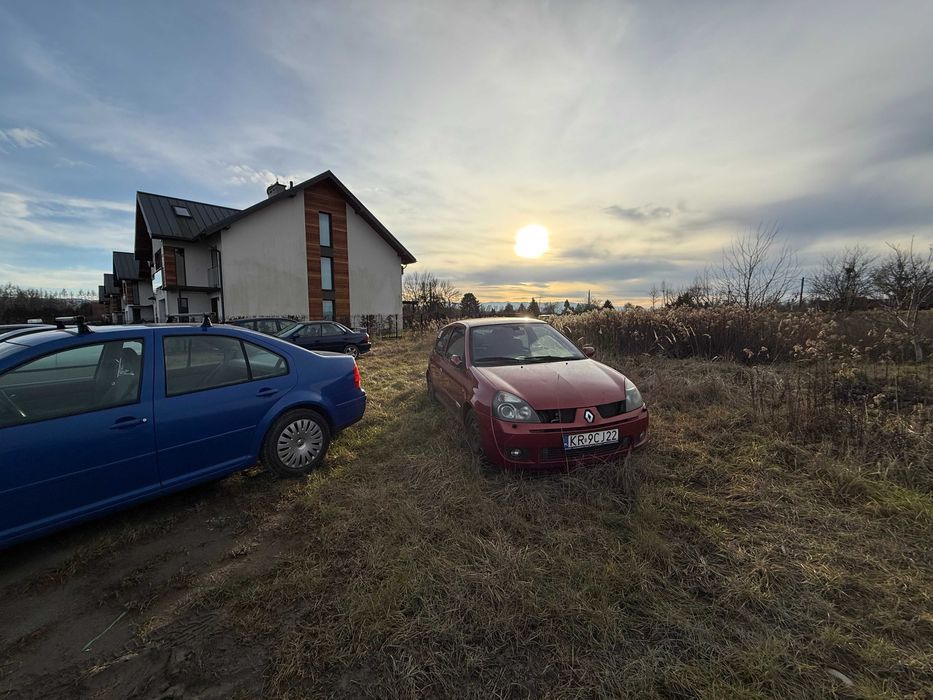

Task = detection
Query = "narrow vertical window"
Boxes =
[321,256,333,291]
[322,300,334,320]
[319,212,332,247]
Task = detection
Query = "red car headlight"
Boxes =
[493,391,538,422]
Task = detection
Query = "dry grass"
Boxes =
[167,336,932,698]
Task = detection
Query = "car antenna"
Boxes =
[201,313,212,328]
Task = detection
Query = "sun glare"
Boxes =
[514,224,549,258]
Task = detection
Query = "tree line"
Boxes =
[0,284,99,325]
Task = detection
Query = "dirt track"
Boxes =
[0,469,296,699]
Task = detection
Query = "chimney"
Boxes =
[266,181,286,198]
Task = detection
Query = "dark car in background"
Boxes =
[0,322,366,549]
[228,317,298,336]
[276,321,371,358]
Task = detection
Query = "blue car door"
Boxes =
[0,334,158,546]
[153,331,295,488]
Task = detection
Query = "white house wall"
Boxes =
[221,194,309,318]
[346,204,403,319]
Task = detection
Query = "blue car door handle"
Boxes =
[256,387,279,397]
[110,416,149,429]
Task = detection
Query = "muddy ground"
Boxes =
[0,469,299,699]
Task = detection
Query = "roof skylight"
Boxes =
[173,205,192,218]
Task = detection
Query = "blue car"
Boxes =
[0,320,366,549]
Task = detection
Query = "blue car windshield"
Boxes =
[470,324,584,365]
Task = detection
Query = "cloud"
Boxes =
[55,157,91,168]
[0,190,133,251]
[604,204,673,222]
[0,260,103,292]
[226,164,313,188]
[0,127,50,148]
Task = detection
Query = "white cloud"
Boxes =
[226,164,312,188]
[0,190,133,250]
[0,126,50,148]
[0,261,103,292]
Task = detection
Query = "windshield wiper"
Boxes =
[473,356,523,365]
[516,355,581,363]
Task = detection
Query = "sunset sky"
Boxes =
[1,1,931,305]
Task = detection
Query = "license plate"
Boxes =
[562,428,619,450]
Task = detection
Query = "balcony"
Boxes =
[207,266,221,289]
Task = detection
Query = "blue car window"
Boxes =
[243,341,288,380]
[0,339,143,428]
[164,335,249,396]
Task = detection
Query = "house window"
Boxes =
[174,247,187,286]
[319,212,332,247]
[173,205,191,218]
[322,300,334,320]
[321,256,333,291]
[154,249,163,271]
[178,297,189,314]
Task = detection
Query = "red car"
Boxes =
[427,318,648,469]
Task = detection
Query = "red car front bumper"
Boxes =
[474,405,649,469]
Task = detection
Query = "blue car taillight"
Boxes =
[353,362,361,390]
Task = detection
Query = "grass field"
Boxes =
[1,335,931,698]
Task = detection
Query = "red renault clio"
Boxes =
[427,318,648,469]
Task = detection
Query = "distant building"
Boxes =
[102,170,415,325]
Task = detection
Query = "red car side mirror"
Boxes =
[449,354,463,367]
[582,346,596,358]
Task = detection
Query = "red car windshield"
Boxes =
[470,324,585,366]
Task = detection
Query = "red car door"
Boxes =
[436,326,468,411]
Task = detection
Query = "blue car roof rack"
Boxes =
[54,316,92,334]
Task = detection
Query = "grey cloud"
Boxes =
[705,181,933,242]
[604,204,673,222]
[458,259,687,288]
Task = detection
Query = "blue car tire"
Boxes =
[262,408,331,477]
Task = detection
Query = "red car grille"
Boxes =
[535,400,625,424]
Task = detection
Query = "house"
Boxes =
[112,251,154,324]
[130,170,415,325]
[98,273,121,323]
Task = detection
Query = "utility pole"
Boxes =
[799,276,805,308]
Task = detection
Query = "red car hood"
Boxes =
[474,359,628,410]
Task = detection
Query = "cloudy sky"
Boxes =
[1,1,931,305]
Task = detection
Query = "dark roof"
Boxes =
[98,285,107,303]
[137,192,239,241]
[199,170,417,264]
[112,251,139,281]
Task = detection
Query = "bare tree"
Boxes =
[809,245,877,311]
[717,223,799,310]
[872,238,933,362]
[402,270,461,325]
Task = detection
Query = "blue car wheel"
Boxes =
[262,408,331,477]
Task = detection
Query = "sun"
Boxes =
[515,224,550,258]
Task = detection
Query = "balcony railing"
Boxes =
[208,266,221,289]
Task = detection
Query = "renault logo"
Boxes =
[583,409,594,423]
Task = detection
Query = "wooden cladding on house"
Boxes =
[122,280,136,305]
[305,182,350,322]
[163,246,177,287]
